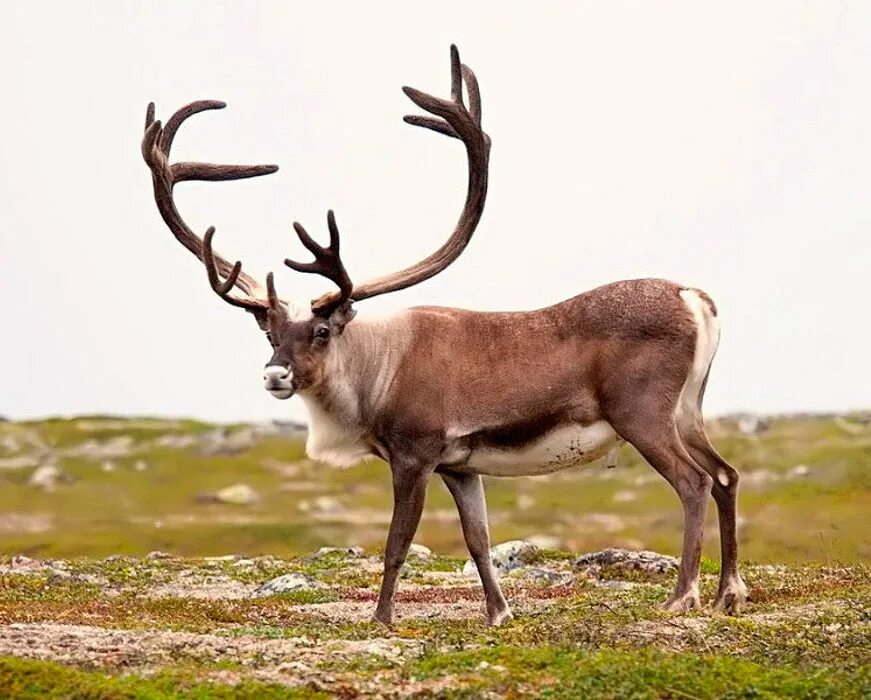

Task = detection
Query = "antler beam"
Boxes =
[141,101,280,312]
[310,44,490,311]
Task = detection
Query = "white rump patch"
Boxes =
[676,289,720,422]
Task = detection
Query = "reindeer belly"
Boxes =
[459,421,618,477]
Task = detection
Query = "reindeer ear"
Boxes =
[328,301,357,334]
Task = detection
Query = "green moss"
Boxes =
[0,656,325,699]
[407,646,868,699]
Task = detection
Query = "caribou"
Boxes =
[141,46,747,625]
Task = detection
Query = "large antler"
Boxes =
[141,101,280,313]
[309,44,490,311]
[285,210,354,315]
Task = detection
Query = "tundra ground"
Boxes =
[0,413,867,696]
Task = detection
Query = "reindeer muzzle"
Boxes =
[263,365,294,399]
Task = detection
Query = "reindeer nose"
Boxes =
[263,365,290,383]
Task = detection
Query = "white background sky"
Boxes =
[1,2,868,423]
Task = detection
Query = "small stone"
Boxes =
[408,543,432,559]
[133,460,147,472]
[63,435,134,459]
[101,460,116,472]
[523,567,574,586]
[313,495,343,513]
[787,464,810,479]
[146,550,171,560]
[463,540,540,577]
[10,555,43,571]
[574,548,678,576]
[154,434,199,449]
[199,428,256,456]
[310,546,364,560]
[214,483,259,506]
[252,572,321,597]
[28,464,63,490]
[613,490,637,503]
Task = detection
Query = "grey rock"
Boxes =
[63,436,135,459]
[788,464,810,479]
[408,543,432,560]
[146,550,172,561]
[252,572,322,597]
[213,483,259,505]
[463,540,540,577]
[199,428,256,456]
[573,548,678,575]
[154,434,199,449]
[28,464,65,490]
[310,546,364,560]
[523,567,574,586]
[10,555,43,571]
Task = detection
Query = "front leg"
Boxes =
[373,459,433,625]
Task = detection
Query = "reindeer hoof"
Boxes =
[661,593,701,613]
[712,578,749,615]
[372,609,394,626]
[487,607,513,626]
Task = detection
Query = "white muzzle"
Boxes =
[263,365,294,400]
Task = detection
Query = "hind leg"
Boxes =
[613,415,713,612]
[679,419,748,613]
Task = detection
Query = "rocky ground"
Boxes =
[0,545,868,698]
[0,413,867,696]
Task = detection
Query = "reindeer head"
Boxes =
[141,46,489,401]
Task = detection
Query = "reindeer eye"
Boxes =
[314,326,330,340]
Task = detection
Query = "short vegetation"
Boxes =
[0,413,867,697]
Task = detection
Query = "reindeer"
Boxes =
[141,46,747,625]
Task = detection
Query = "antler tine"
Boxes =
[145,102,156,131]
[461,65,481,126]
[285,210,353,313]
[203,227,268,310]
[450,44,463,106]
[142,100,280,312]
[160,100,226,156]
[266,272,280,311]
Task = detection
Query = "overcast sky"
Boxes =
[1,2,868,423]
